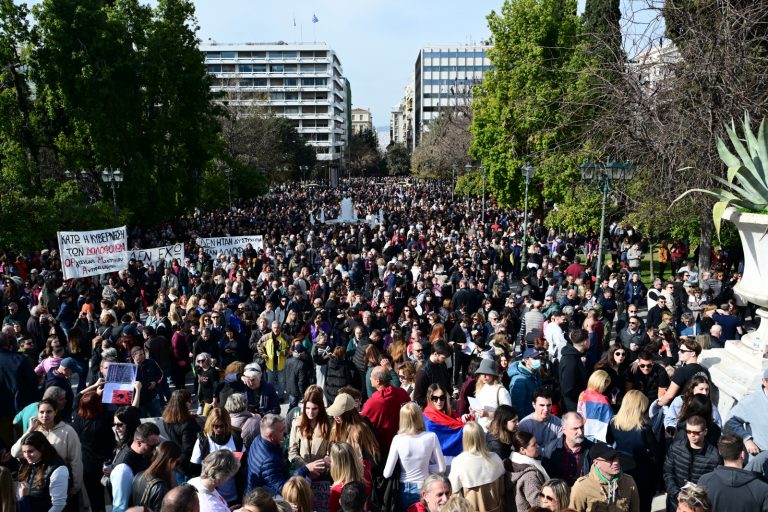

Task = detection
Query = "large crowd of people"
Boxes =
[0,178,766,512]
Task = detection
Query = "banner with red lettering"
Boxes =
[58,226,129,279]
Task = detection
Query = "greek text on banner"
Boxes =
[196,235,263,258]
[58,226,129,279]
[129,244,185,267]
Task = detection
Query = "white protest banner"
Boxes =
[102,362,138,405]
[58,226,129,279]
[129,243,185,267]
[196,235,263,258]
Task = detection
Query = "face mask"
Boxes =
[531,359,542,370]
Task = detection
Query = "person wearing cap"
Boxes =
[508,348,543,418]
[44,356,78,421]
[471,357,511,431]
[219,362,280,416]
[361,365,411,451]
[569,442,640,512]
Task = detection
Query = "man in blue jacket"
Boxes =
[508,348,542,418]
[246,414,325,495]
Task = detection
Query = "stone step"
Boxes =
[723,339,768,371]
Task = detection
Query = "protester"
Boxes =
[132,441,182,512]
[447,421,506,512]
[16,431,70,512]
[383,402,446,510]
[509,430,549,512]
[189,449,241,512]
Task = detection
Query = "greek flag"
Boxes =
[312,14,319,23]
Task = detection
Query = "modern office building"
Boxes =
[351,108,373,134]
[200,42,348,164]
[412,44,492,147]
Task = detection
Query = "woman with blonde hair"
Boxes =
[383,402,446,510]
[609,390,659,512]
[447,421,506,512]
[539,478,571,511]
[282,476,312,512]
[328,442,369,512]
[576,369,613,442]
[190,407,244,504]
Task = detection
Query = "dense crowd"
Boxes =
[0,179,766,512]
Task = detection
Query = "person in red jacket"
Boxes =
[361,365,411,451]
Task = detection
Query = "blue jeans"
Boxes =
[400,481,421,510]
[267,369,285,400]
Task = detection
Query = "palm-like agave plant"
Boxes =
[674,113,768,238]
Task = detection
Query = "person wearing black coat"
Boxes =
[324,347,353,405]
[73,393,116,512]
[284,344,314,409]
[558,330,588,413]
[663,415,722,512]
[161,392,202,481]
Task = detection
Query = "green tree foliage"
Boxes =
[470,0,581,210]
[348,128,381,177]
[384,143,411,176]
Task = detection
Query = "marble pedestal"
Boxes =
[700,338,768,418]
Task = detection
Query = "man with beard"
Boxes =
[543,412,594,486]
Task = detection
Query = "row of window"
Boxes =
[421,79,483,86]
[422,65,493,72]
[270,105,330,114]
[423,51,487,59]
[211,76,329,87]
[206,50,329,59]
[207,64,330,74]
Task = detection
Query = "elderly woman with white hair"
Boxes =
[188,449,241,512]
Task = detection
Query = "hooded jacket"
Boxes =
[509,453,549,512]
[698,465,768,512]
[507,360,541,418]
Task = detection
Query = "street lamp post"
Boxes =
[465,163,486,223]
[224,168,233,211]
[521,162,536,271]
[451,163,457,202]
[101,168,123,225]
[299,165,309,186]
[580,159,636,286]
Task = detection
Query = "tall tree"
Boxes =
[348,128,381,177]
[411,108,471,179]
[384,143,411,176]
[470,0,581,210]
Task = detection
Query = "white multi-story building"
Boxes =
[390,83,414,148]
[200,42,348,163]
[351,108,373,134]
[412,44,492,146]
[629,42,680,94]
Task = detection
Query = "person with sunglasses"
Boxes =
[109,422,162,512]
[538,478,571,511]
[627,350,670,403]
[569,443,640,512]
[657,339,710,408]
[663,415,721,512]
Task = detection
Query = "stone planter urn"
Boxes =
[700,207,768,416]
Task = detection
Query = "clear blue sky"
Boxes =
[191,0,505,128]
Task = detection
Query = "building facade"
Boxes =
[200,42,348,164]
[390,82,414,149]
[351,108,373,135]
[412,45,492,147]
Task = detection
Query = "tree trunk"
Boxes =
[699,214,713,271]
[649,240,655,280]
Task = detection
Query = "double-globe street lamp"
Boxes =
[101,168,123,225]
[465,163,486,224]
[520,162,536,270]
[580,159,636,286]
